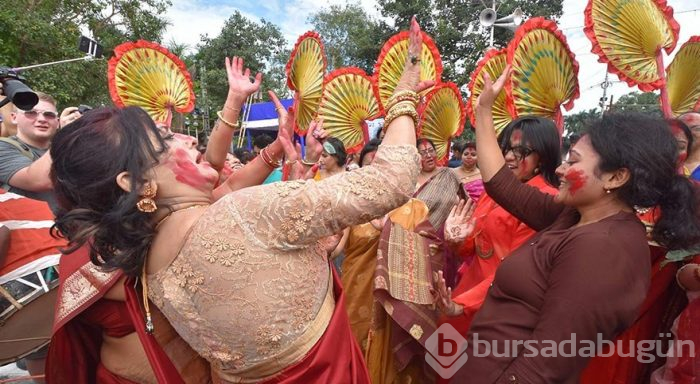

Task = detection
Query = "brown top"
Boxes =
[453,166,650,384]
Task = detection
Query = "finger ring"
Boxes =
[275,107,284,111]
[410,55,420,65]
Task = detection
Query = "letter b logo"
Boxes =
[425,324,469,379]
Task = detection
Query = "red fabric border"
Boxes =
[505,17,580,121]
[372,30,443,115]
[466,48,508,127]
[417,82,466,165]
[107,40,195,113]
[583,0,680,92]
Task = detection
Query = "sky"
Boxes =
[163,0,700,115]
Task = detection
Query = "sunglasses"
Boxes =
[20,109,58,120]
[502,145,534,161]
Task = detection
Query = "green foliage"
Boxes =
[611,91,662,117]
[194,11,289,118]
[564,108,600,137]
[0,0,171,108]
[308,4,388,74]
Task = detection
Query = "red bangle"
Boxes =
[260,147,280,168]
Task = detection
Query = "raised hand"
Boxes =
[444,199,476,246]
[434,270,463,317]
[304,119,327,162]
[394,16,436,95]
[225,57,262,101]
[476,65,511,110]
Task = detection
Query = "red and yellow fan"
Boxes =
[286,32,327,135]
[373,31,443,114]
[418,82,466,166]
[108,40,195,125]
[666,36,700,116]
[506,18,579,132]
[584,0,679,116]
[467,48,512,134]
[317,67,381,154]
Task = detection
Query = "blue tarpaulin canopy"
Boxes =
[242,98,293,131]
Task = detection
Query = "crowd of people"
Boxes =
[1,16,699,384]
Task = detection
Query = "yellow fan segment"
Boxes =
[667,37,700,116]
[418,83,466,165]
[374,32,442,113]
[287,33,326,134]
[109,41,194,123]
[587,0,678,90]
[508,25,579,120]
[467,49,511,134]
[317,68,380,154]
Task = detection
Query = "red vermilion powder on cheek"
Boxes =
[564,169,587,195]
[169,148,211,189]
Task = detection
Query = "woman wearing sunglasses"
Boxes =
[437,116,561,341]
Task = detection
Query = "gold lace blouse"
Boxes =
[148,145,419,382]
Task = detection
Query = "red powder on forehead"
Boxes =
[564,169,587,195]
[511,130,522,143]
[168,148,212,190]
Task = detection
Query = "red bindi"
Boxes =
[564,169,587,195]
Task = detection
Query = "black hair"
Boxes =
[324,137,347,166]
[233,147,254,164]
[359,139,381,167]
[586,112,700,250]
[668,119,694,156]
[253,134,274,149]
[499,116,561,187]
[50,106,168,277]
[464,141,476,151]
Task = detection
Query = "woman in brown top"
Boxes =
[436,67,700,383]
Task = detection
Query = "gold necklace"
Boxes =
[154,204,209,230]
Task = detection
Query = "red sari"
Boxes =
[46,247,184,384]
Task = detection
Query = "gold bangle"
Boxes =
[216,110,240,129]
[385,90,420,111]
[384,102,419,129]
[301,159,317,167]
[223,104,241,114]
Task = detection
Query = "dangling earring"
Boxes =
[136,183,158,213]
[605,188,611,194]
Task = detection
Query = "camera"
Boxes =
[0,67,38,110]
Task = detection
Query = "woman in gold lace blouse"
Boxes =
[51,18,434,384]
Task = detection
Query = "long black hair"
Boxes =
[499,116,561,187]
[586,112,700,250]
[50,106,168,277]
[359,139,381,167]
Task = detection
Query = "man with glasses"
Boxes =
[0,92,59,210]
[679,112,700,181]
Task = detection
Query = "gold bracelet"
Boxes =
[384,102,419,128]
[301,158,317,167]
[216,110,240,129]
[385,90,420,111]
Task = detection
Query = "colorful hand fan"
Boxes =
[467,48,512,134]
[506,18,579,132]
[584,0,679,116]
[317,67,380,154]
[286,32,327,135]
[666,36,700,116]
[108,40,195,125]
[418,82,466,166]
[373,31,443,114]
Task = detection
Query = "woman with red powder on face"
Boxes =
[49,18,433,384]
[435,67,700,383]
[451,142,485,202]
[437,116,560,342]
[45,57,298,384]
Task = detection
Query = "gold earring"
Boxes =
[136,183,157,213]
